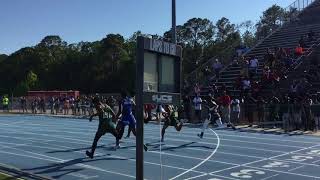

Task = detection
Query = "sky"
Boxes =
[0,0,293,55]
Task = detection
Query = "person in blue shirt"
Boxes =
[116,91,148,151]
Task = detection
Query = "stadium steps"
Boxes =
[195,0,320,98]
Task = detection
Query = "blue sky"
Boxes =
[0,0,293,55]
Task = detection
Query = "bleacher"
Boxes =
[193,0,320,98]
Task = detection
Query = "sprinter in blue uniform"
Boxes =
[116,91,148,151]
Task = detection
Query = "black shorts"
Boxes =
[164,117,178,127]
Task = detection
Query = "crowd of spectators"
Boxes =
[18,95,118,116]
[185,29,320,132]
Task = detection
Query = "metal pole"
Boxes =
[172,0,177,44]
[136,37,144,180]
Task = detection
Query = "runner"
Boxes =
[116,91,148,151]
[198,97,223,138]
[161,105,183,142]
[86,97,119,159]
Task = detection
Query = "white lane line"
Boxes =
[288,165,305,172]
[210,143,320,179]
[2,118,320,177]
[261,174,280,180]
[143,131,307,149]
[0,132,208,176]
[0,134,54,143]
[2,122,315,148]
[0,147,137,179]
[1,127,264,159]
[2,125,310,153]
[0,127,258,166]
[183,174,207,180]
[1,121,318,145]
[0,126,288,154]
[144,127,319,145]
[169,129,220,180]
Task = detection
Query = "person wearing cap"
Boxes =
[198,97,223,138]
[86,97,119,159]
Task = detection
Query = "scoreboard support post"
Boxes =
[136,36,182,180]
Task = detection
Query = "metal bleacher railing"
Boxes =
[184,0,318,88]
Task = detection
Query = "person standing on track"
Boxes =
[193,94,202,123]
[161,105,184,142]
[218,91,236,130]
[198,97,223,138]
[116,91,148,151]
[86,97,120,159]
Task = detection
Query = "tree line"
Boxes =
[0,5,291,95]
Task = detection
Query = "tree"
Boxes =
[216,17,236,42]
[238,20,257,47]
[182,18,215,47]
[0,54,7,62]
[38,35,67,48]
[256,5,286,39]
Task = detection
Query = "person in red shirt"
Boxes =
[144,103,156,123]
[218,91,236,130]
[295,44,304,57]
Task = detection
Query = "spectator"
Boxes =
[202,66,211,77]
[271,70,281,91]
[143,103,154,123]
[240,57,249,77]
[183,95,191,122]
[40,97,46,113]
[219,83,227,95]
[292,98,302,130]
[54,97,60,114]
[231,97,241,125]
[289,80,299,99]
[31,98,38,114]
[212,59,223,78]
[252,81,261,98]
[75,96,81,115]
[249,56,259,78]
[302,97,314,131]
[257,96,266,127]
[194,83,201,95]
[264,48,275,68]
[218,90,235,129]
[242,77,251,95]
[269,95,280,128]
[295,44,304,57]
[244,93,256,127]
[280,96,293,132]
[308,29,315,41]
[234,75,244,91]
[22,97,27,113]
[63,97,70,115]
[311,95,320,131]
[193,94,202,123]
[2,96,9,112]
[49,97,55,114]
[299,36,306,48]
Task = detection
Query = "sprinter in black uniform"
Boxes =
[86,97,119,159]
[198,97,223,138]
[161,105,183,142]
